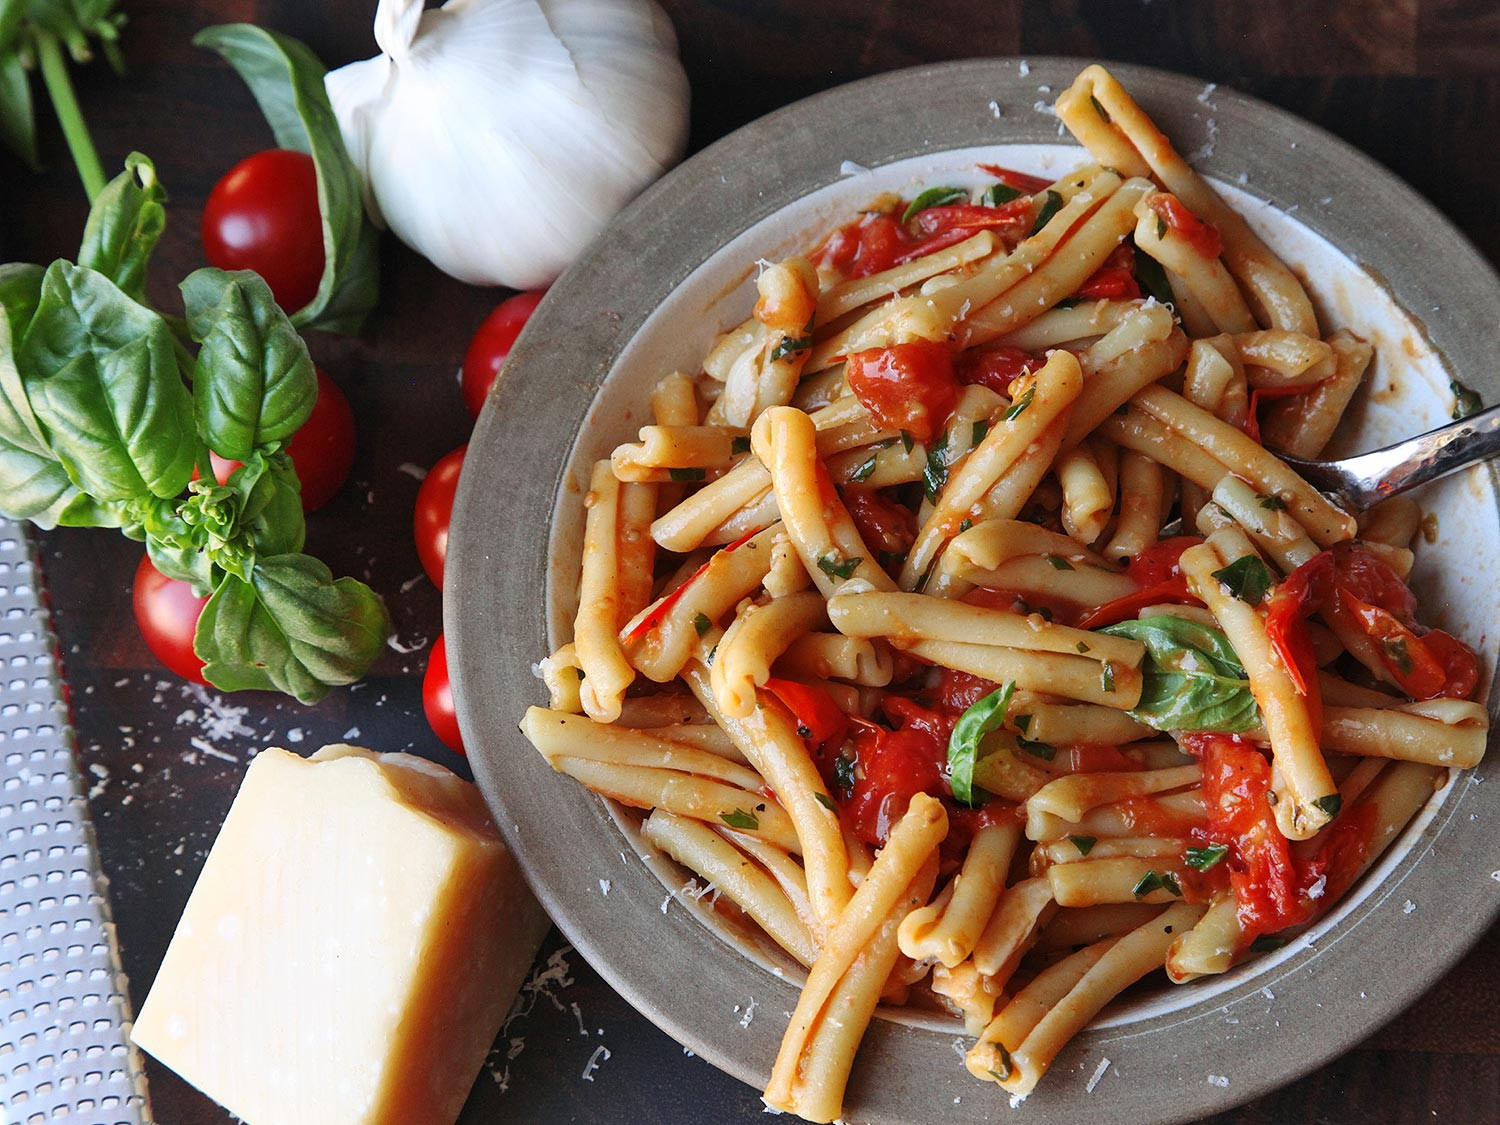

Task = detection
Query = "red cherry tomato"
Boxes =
[131,554,208,685]
[286,368,356,511]
[462,291,546,418]
[201,150,325,312]
[423,634,464,754]
[845,340,959,444]
[414,446,466,587]
[200,368,355,512]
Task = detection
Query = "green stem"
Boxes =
[33,29,106,202]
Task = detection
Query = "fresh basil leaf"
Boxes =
[1003,384,1036,421]
[1132,870,1181,897]
[1069,835,1097,856]
[77,153,167,304]
[769,333,811,363]
[971,419,989,445]
[1185,844,1228,871]
[18,261,196,501]
[196,552,390,703]
[692,611,711,637]
[1211,554,1274,605]
[981,183,1022,206]
[813,792,837,813]
[0,262,44,339]
[1101,614,1261,733]
[1313,793,1342,818]
[181,268,318,461]
[901,185,968,223]
[1017,737,1055,760]
[0,47,37,170]
[1133,244,1175,306]
[1258,493,1287,511]
[719,808,759,830]
[900,429,914,454]
[923,430,950,501]
[817,552,861,581]
[851,453,877,482]
[948,681,1015,806]
[1028,190,1064,236]
[194,24,379,334]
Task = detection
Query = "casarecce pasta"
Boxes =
[521,64,1489,1121]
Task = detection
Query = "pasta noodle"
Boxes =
[519,63,1491,1118]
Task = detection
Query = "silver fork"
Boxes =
[1275,402,1500,513]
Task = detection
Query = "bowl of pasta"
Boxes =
[449,58,1500,1124]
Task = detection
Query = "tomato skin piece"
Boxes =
[1075,244,1142,301]
[1263,550,1335,698]
[912,200,1032,241]
[423,634,465,754]
[414,446,466,587]
[132,554,209,685]
[977,164,1053,195]
[201,150,325,312]
[1147,193,1223,259]
[764,678,848,751]
[461,291,545,419]
[1074,536,1205,629]
[812,213,912,278]
[845,341,959,444]
[955,345,1038,395]
[844,719,946,846]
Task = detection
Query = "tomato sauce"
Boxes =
[844,488,917,561]
[845,341,960,443]
[1074,244,1141,301]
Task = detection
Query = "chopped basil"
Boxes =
[900,429,915,454]
[991,1043,1015,1080]
[1054,296,1083,309]
[1132,869,1182,898]
[1100,615,1260,732]
[1069,835,1097,856]
[817,552,861,581]
[769,333,812,363]
[1100,662,1116,693]
[1090,93,1111,122]
[1258,493,1287,511]
[834,752,856,796]
[981,182,1023,207]
[731,435,751,455]
[575,667,587,681]
[959,518,973,533]
[692,612,711,637]
[1451,380,1482,420]
[1211,555,1274,606]
[947,681,1016,806]
[1003,384,1036,421]
[972,419,990,445]
[720,808,759,830]
[1185,844,1229,871]
[797,723,812,738]
[923,431,951,501]
[669,467,707,482]
[1313,793,1343,817]
[1383,637,1415,676]
[901,185,969,223]
[1155,213,1168,240]
[1018,737,1055,760]
[1076,641,1090,653]
[1028,189,1064,236]
[1133,243,1175,305]
[706,643,718,666]
[1046,554,1074,571]
[851,454,878,482]
[814,791,837,813]
[1249,935,1287,953]
[1014,713,1031,734]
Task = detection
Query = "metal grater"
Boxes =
[0,522,151,1125]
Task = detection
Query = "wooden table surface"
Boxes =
[3,1,1497,1122]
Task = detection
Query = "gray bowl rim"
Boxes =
[448,56,1500,1124]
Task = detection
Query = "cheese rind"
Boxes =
[132,745,549,1125]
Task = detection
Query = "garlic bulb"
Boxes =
[326,0,690,288]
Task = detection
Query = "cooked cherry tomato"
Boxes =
[201,150,324,312]
[955,344,1039,394]
[414,446,466,587]
[423,634,465,754]
[199,368,355,513]
[1075,536,1205,629]
[1243,382,1311,445]
[911,200,1032,242]
[844,715,947,846]
[844,488,917,564]
[1182,733,1300,938]
[622,527,759,645]
[764,678,848,751]
[977,164,1053,195]
[845,341,959,444]
[461,291,546,419]
[1263,551,1335,698]
[1075,244,1142,301]
[812,212,914,278]
[131,554,208,685]
[1147,193,1223,259]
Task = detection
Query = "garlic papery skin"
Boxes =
[326,0,690,289]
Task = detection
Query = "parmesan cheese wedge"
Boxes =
[132,744,549,1125]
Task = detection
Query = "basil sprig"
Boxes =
[194,24,379,334]
[947,681,1016,806]
[0,155,389,704]
[1100,615,1260,733]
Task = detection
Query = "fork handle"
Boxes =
[1342,402,1500,506]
